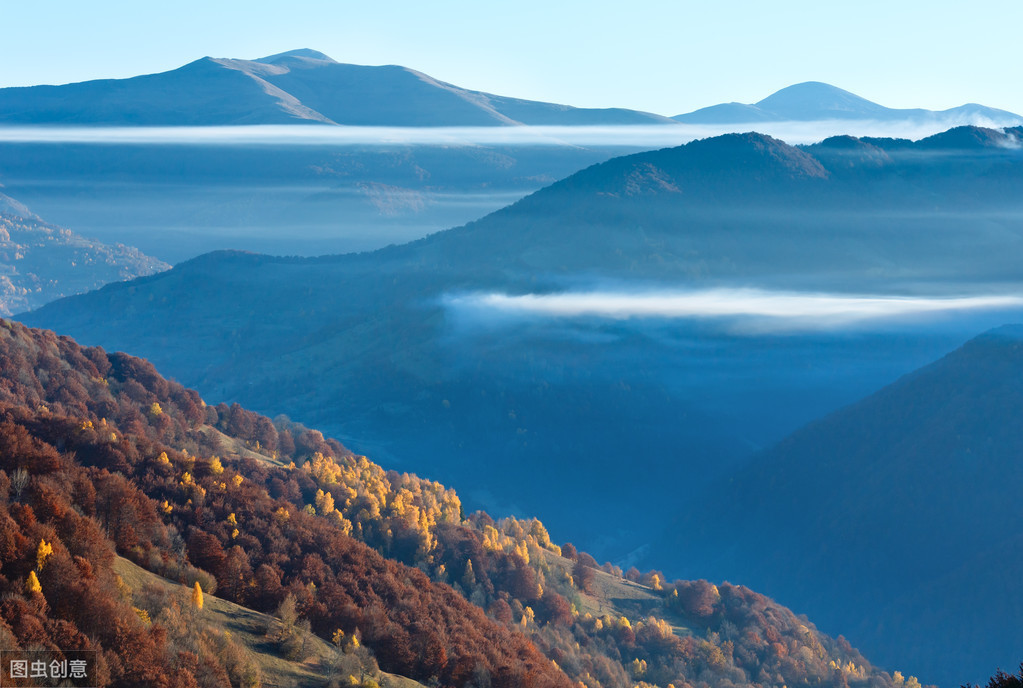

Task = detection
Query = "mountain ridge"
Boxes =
[0,50,676,127]
[654,324,1023,684]
[4,55,1019,129]
[674,81,1022,126]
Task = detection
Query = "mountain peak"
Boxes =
[254,48,337,65]
[0,50,676,127]
[672,81,892,124]
[916,125,1015,150]
[683,131,830,178]
[755,81,889,119]
[757,81,859,102]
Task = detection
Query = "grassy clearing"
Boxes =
[113,556,426,688]
[541,550,694,637]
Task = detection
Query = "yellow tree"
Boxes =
[315,489,335,515]
[25,571,41,594]
[192,581,204,610]
[36,539,53,570]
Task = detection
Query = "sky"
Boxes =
[2,0,1022,117]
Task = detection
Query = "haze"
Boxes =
[0,119,1016,147]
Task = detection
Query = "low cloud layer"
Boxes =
[444,288,1023,332]
[0,118,1017,147]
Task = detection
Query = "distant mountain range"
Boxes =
[4,50,1018,266]
[0,50,1017,128]
[0,48,675,127]
[673,81,1022,126]
[394,125,1023,287]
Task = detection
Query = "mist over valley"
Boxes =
[3,44,1023,688]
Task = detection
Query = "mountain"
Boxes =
[0,49,676,127]
[18,125,1023,553]
[17,124,1023,684]
[5,57,1017,129]
[0,48,666,263]
[653,326,1023,685]
[674,81,1023,126]
[388,125,1023,285]
[0,317,911,688]
[0,198,167,314]
[9,58,1018,267]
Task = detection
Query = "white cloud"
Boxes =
[444,288,1023,332]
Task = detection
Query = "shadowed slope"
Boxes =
[657,327,1023,685]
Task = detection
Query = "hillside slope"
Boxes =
[113,556,428,688]
[0,207,167,315]
[0,319,571,687]
[19,126,1023,565]
[655,326,1023,685]
[0,318,912,688]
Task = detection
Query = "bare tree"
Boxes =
[10,468,29,501]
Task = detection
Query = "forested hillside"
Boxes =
[0,210,167,315]
[0,318,915,687]
[22,126,1023,561]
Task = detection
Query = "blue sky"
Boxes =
[4,0,1022,117]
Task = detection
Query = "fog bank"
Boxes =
[1,118,1016,147]
[445,288,1023,332]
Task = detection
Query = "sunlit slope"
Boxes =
[113,557,430,688]
[0,317,916,688]
[0,318,573,688]
[657,326,1023,685]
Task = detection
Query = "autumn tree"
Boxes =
[573,557,596,594]
[25,570,41,594]
[36,539,52,569]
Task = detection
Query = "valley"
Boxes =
[1,38,1022,688]
[17,124,1023,684]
